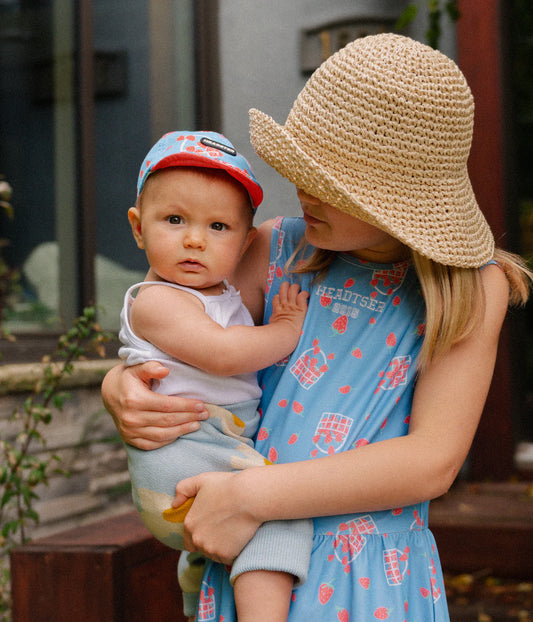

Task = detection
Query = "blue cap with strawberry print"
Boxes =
[137,131,263,210]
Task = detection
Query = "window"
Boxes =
[0,0,219,348]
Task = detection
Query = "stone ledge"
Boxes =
[0,358,121,395]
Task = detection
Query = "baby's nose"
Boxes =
[184,228,206,249]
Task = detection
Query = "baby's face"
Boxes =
[129,168,256,294]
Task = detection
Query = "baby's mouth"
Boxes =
[180,259,205,271]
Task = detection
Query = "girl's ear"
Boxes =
[128,207,144,249]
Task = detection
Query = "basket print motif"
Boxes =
[370,263,408,295]
[290,342,329,389]
[197,581,216,621]
[332,515,378,572]
[312,413,353,455]
[383,547,409,585]
[376,355,411,393]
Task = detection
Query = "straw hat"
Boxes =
[249,33,494,267]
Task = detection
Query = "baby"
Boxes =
[118,131,313,621]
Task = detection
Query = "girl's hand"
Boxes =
[175,471,262,565]
[101,361,209,450]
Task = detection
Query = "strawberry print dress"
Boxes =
[195,217,450,622]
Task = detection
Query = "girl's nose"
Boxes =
[296,188,322,205]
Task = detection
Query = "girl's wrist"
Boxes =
[235,466,272,524]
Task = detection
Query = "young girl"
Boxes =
[119,131,312,621]
[103,34,532,621]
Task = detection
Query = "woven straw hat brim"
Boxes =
[250,109,494,268]
[248,34,495,268]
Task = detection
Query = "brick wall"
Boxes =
[0,360,135,541]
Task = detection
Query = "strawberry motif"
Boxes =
[339,385,351,394]
[278,399,288,408]
[293,401,304,414]
[332,315,348,335]
[288,433,299,445]
[359,577,370,590]
[374,606,391,619]
[351,348,362,358]
[320,295,332,307]
[268,447,278,463]
[393,295,401,306]
[256,427,269,441]
[318,581,334,604]
[420,587,430,598]
[344,278,355,288]
[386,332,397,347]
[337,607,349,622]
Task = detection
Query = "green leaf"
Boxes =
[395,4,418,31]
[1,520,20,537]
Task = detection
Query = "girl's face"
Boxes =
[296,188,408,263]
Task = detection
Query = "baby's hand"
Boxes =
[269,282,309,347]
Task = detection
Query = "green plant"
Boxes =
[0,177,18,343]
[396,0,460,49]
[0,307,111,620]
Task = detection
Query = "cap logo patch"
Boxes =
[200,136,237,156]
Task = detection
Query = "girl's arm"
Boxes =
[177,264,510,563]
[101,361,209,450]
[231,219,274,323]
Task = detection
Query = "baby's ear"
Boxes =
[127,207,144,249]
[241,226,257,258]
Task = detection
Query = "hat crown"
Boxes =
[285,33,474,184]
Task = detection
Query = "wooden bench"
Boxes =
[10,512,187,622]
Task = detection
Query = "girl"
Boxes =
[103,34,532,621]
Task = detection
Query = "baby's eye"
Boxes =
[210,222,227,231]
[167,215,182,224]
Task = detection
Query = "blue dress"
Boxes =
[195,217,450,622]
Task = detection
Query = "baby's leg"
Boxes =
[234,570,293,622]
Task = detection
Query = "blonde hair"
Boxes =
[287,243,533,370]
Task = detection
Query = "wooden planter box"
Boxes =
[10,512,187,622]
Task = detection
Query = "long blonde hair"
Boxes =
[288,243,533,370]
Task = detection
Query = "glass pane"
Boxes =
[93,0,196,330]
[0,0,71,333]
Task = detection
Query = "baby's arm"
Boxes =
[130,280,308,377]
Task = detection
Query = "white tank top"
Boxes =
[118,281,262,404]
